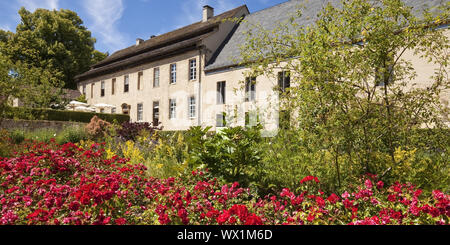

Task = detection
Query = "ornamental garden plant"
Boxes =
[0,139,448,225]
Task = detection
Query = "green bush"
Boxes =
[189,126,264,188]
[2,107,130,124]
[55,126,88,144]
[24,128,58,143]
[9,129,26,144]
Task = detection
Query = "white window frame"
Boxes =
[101,81,105,97]
[189,59,197,80]
[153,67,160,87]
[169,99,176,119]
[188,96,196,119]
[137,103,144,122]
[124,75,129,93]
[170,64,177,84]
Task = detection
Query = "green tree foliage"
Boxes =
[1,7,107,89]
[0,51,62,116]
[239,0,449,193]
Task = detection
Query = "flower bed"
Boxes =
[0,141,448,225]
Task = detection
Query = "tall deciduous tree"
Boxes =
[240,0,449,192]
[2,7,107,89]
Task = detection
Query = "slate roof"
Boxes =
[76,5,248,81]
[204,0,449,72]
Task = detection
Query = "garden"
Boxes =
[0,116,448,225]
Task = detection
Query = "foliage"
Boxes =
[0,129,12,157]
[238,0,450,193]
[0,7,107,89]
[0,52,62,116]
[0,140,448,225]
[116,122,161,142]
[75,94,88,104]
[2,107,130,123]
[55,126,88,145]
[189,126,264,188]
[85,116,111,139]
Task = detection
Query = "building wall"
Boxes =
[202,67,281,136]
[79,50,202,131]
[79,27,449,131]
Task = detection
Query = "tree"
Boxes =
[0,52,62,117]
[1,7,107,89]
[240,0,449,192]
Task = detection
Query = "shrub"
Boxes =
[190,126,264,188]
[24,128,57,143]
[0,129,12,157]
[55,125,88,145]
[0,140,448,225]
[85,116,111,139]
[8,129,25,145]
[117,122,161,142]
[3,107,130,124]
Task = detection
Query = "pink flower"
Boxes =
[342,191,350,199]
[376,181,384,190]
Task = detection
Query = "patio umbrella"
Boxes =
[67,101,89,111]
[75,106,96,112]
[93,103,116,113]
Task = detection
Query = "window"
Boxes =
[111,108,116,114]
[170,64,177,84]
[82,85,86,96]
[124,75,129,93]
[112,78,116,95]
[153,68,160,87]
[138,72,143,90]
[101,81,105,97]
[153,101,160,126]
[188,96,196,118]
[137,103,143,122]
[216,113,226,127]
[189,59,197,80]
[217,81,226,104]
[169,99,176,119]
[278,71,291,93]
[91,83,94,98]
[245,77,256,102]
[100,109,104,113]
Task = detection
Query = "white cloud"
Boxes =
[82,0,128,53]
[17,0,59,11]
[0,24,12,31]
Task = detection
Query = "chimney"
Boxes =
[202,5,214,22]
[136,38,144,46]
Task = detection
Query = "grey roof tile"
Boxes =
[205,0,449,72]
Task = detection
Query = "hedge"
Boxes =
[2,107,130,124]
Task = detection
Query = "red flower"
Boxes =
[230,205,248,222]
[115,218,127,225]
[376,181,384,190]
[68,201,80,211]
[387,194,397,202]
[217,210,230,225]
[364,179,373,189]
[327,194,339,204]
[244,214,263,225]
[300,176,320,184]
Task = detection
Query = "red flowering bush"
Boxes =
[0,141,448,225]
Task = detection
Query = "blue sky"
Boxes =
[0,0,288,54]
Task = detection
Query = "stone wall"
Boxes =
[0,119,87,132]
